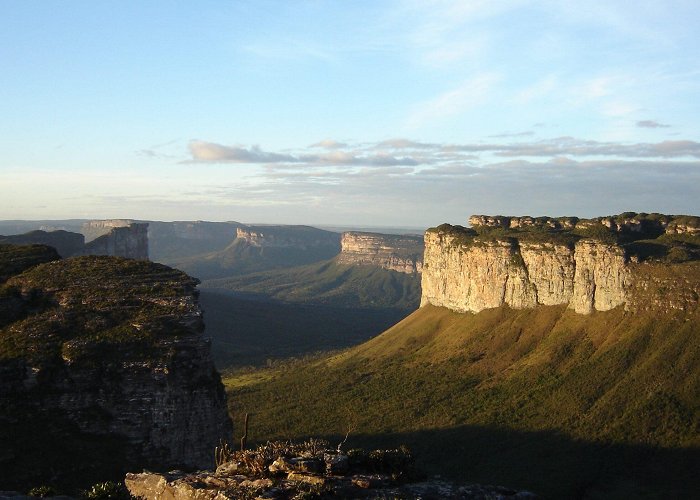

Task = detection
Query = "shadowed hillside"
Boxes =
[223,295,700,498]
[199,289,412,370]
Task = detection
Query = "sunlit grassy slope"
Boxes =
[204,260,421,310]
[224,302,699,498]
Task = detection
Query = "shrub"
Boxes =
[82,481,130,500]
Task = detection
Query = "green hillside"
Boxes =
[172,237,340,280]
[203,260,421,310]
[223,281,700,498]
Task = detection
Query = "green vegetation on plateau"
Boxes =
[429,212,700,263]
[0,254,199,366]
[171,229,340,280]
[203,260,421,310]
[223,267,700,498]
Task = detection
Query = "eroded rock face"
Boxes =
[421,230,630,314]
[0,255,232,489]
[82,222,149,260]
[336,232,424,274]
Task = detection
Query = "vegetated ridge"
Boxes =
[170,225,341,280]
[223,212,700,499]
[0,222,148,260]
[199,230,423,369]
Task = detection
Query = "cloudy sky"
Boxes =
[1,1,699,228]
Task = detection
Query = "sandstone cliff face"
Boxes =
[336,232,423,274]
[421,229,630,314]
[81,219,134,242]
[83,223,149,260]
[0,255,232,489]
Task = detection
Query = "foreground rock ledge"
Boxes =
[125,469,537,499]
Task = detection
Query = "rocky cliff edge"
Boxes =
[0,248,232,491]
[421,213,700,314]
[336,232,424,274]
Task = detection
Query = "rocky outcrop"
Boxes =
[80,219,133,242]
[421,224,631,314]
[235,225,341,250]
[469,212,700,238]
[336,232,424,274]
[0,255,232,490]
[125,441,536,500]
[83,223,149,260]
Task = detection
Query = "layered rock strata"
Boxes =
[421,225,630,314]
[0,254,232,488]
[83,222,149,260]
[336,232,424,274]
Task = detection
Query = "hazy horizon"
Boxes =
[2,1,699,225]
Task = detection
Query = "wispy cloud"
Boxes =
[637,120,671,128]
[310,139,348,149]
[187,140,422,166]
[186,137,700,169]
[188,141,299,163]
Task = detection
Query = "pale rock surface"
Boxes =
[421,229,630,315]
[336,232,423,274]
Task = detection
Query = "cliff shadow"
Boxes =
[199,289,413,370]
[285,425,700,500]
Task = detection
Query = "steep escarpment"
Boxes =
[336,232,423,274]
[422,213,699,314]
[82,222,149,259]
[0,251,231,491]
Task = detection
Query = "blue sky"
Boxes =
[1,1,699,227]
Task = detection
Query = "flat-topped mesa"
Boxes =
[423,212,700,315]
[336,232,424,274]
[235,225,341,249]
